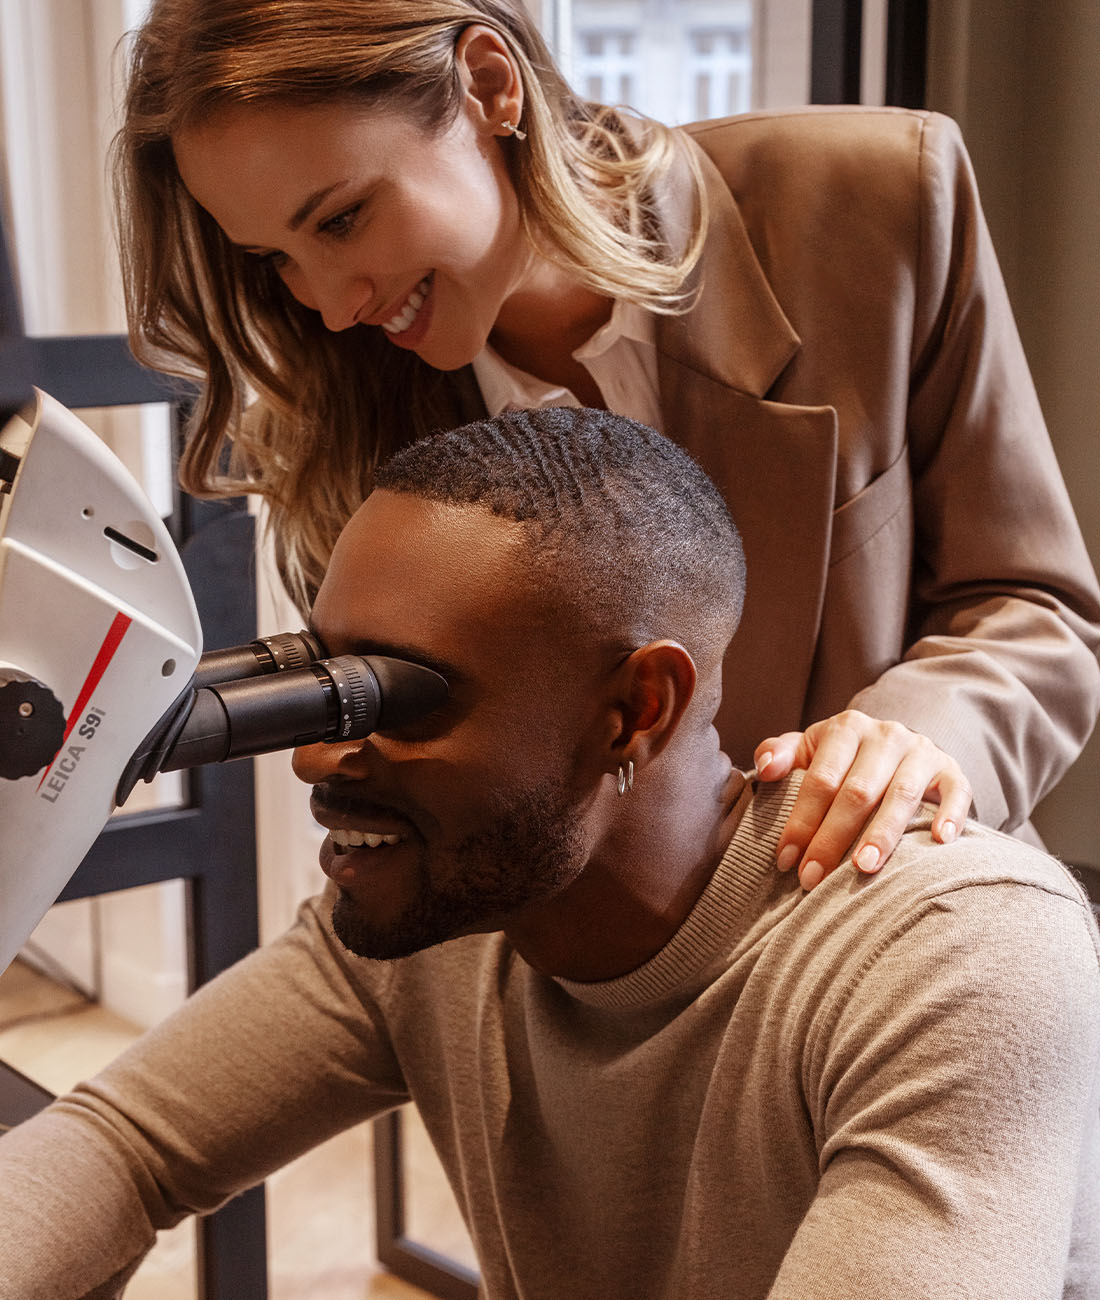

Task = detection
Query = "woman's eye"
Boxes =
[250,248,290,271]
[319,204,362,240]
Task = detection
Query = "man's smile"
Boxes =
[310,784,418,856]
[330,827,406,854]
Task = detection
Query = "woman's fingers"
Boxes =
[755,711,972,889]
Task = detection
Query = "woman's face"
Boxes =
[173,97,531,371]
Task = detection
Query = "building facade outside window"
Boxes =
[540,0,813,124]
[579,28,640,104]
[688,26,754,119]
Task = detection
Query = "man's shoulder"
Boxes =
[800,809,1100,986]
[886,810,1095,909]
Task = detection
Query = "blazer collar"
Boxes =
[652,133,801,396]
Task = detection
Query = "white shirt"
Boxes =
[471,298,664,433]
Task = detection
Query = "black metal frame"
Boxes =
[810,0,864,103]
[0,335,269,1299]
[884,0,928,108]
[374,1111,480,1300]
[810,0,929,107]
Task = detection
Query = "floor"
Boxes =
[0,958,477,1299]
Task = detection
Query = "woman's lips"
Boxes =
[381,274,430,334]
[379,272,435,349]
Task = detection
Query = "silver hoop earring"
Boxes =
[501,119,527,140]
[616,760,634,797]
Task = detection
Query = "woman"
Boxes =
[114,0,1100,885]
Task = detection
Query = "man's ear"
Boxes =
[606,640,697,772]
[454,24,524,137]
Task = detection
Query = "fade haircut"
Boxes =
[374,407,745,660]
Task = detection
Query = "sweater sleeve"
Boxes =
[848,112,1100,829]
[0,893,408,1300]
[768,873,1100,1299]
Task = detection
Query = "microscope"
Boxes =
[0,390,446,975]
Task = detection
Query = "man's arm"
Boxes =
[770,870,1100,1298]
[0,891,407,1300]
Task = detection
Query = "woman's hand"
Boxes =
[754,710,972,890]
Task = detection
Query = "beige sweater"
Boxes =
[1,776,1098,1298]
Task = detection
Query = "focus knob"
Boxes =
[0,678,66,779]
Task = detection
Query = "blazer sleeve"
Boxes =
[848,112,1100,830]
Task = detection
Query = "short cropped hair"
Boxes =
[374,407,745,659]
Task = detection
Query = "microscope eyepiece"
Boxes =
[192,630,326,689]
[115,652,449,803]
[159,654,448,772]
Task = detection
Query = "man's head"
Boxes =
[293,406,745,965]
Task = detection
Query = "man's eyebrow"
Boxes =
[307,623,461,684]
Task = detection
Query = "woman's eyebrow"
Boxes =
[287,181,348,231]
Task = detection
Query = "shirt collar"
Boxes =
[471,298,657,418]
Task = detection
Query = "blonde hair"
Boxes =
[113,0,708,613]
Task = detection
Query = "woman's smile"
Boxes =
[173,100,533,371]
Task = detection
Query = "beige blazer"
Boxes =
[656,107,1100,830]
[431,108,1099,832]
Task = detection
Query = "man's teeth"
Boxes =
[382,278,430,335]
[331,829,404,850]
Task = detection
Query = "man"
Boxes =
[0,406,1097,1298]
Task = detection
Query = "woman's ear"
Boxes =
[606,640,697,772]
[454,24,524,136]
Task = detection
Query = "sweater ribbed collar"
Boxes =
[553,773,804,1009]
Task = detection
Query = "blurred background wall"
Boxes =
[926,0,1100,864]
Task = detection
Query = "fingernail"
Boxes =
[854,844,880,873]
[777,844,801,873]
[939,820,957,843]
[799,860,825,890]
[757,750,773,774]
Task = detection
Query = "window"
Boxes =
[544,0,814,125]
[578,28,639,103]
[688,27,754,119]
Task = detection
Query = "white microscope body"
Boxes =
[0,391,202,974]
[0,392,447,976]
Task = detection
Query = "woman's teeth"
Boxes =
[331,829,405,855]
[382,277,430,335]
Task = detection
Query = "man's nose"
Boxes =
[292,738,373,784]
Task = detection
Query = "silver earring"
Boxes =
[616,760,634,797]
[501,118,527,140]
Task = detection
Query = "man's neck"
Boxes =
[503,759,753,983]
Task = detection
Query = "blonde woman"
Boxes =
[115,0,1100,883]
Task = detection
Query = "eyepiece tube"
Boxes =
[193,630,325,689]
[156,654,448,772]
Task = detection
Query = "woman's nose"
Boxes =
[282,264,374,333]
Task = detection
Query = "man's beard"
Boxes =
[330,783,586,960]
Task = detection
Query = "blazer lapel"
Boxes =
[657,361,838,760]
[655,141,840,759]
